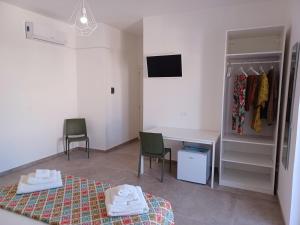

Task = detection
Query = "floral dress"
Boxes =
[232,74,247,135]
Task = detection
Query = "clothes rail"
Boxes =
[228,60,280,65]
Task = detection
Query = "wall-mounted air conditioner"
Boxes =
[25,22,66,46]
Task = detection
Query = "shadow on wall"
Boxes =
[198,29,224,131]
[123,32,140,140]
[57,119,76,154]
[57,120,66,154]
[105,32,141,148]
[124,20,143,36]
[56,137,64,154]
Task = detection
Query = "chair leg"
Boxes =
[67,141,70,160]
[161,157,165,182]
[169,151,172,172]
[64,137,67,155]
[138,153,141,177]
[87,140,90,159]
[150,156,152,169]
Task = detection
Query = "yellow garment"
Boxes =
[251,73,269,132]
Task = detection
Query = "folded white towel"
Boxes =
[109,200,146,212]
[109,191,139,207]
[35,169,50,178]
[27,170,59,185]
[107,207,147,217]
[105,186,149,217]
[110,185,139,204]
[116,184,136,197]
[16,171,63,194]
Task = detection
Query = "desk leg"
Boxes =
[140,155,144,175]
[211,142,215,189]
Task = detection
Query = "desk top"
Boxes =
[146,127,220,144]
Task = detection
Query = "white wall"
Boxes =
[143,1,288,131]
[143,1,288,160]
[278,0,300,224]
[77,24,141,150]
[77,48,109,150]
[0,2,77,173]
[0,2,141,172]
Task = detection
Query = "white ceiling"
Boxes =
[2,0,277,35]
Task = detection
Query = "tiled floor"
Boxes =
[0,141,284,225]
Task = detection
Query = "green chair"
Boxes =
[64,118,89,160]
[138,132,171,182]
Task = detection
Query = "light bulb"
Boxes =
[80,15,88,24]
[80,7,88,24]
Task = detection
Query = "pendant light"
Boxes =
[69,0,98,36]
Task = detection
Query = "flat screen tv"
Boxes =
[146,54,182,77]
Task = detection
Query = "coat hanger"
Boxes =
[248,66,260,75]
[259,65,265,73]
[240,66,248,77]
[226,66,232,77]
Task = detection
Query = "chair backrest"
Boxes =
[65,118,87,136]
[139,132,164,156]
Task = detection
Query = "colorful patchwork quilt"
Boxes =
[0,175,174,225]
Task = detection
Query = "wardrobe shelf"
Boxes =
[220,168,272,194]
[222,134,274,146]
[222,151,273,168]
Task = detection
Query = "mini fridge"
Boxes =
[177,146,211,184]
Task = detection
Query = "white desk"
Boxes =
[140,127,220,188]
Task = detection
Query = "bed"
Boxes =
[0,175,174,225]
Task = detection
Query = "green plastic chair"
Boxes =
[64,118,89,160]
[138,132,171,182]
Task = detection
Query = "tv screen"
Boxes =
[147,54,182,77]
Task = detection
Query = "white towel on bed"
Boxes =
[35,169,50,178]
[110,184,139,204]
[105,185,149,217]
[16,171,63,194]
[116,184,136,196]
[26,170,60,185]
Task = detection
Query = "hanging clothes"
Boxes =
[232,74,247,135]
[267,68,279,124]
[251,72,269,132]
[245,75,259,111]
[260,68,279,125]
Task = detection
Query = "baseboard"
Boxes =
[76,147,105,152]
[77,138,139,152]
[106,138,138,152]
[0,138,138,177]
[77,138,138,153]
[0,151,66,177]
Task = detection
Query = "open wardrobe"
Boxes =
[220,26,286,194]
